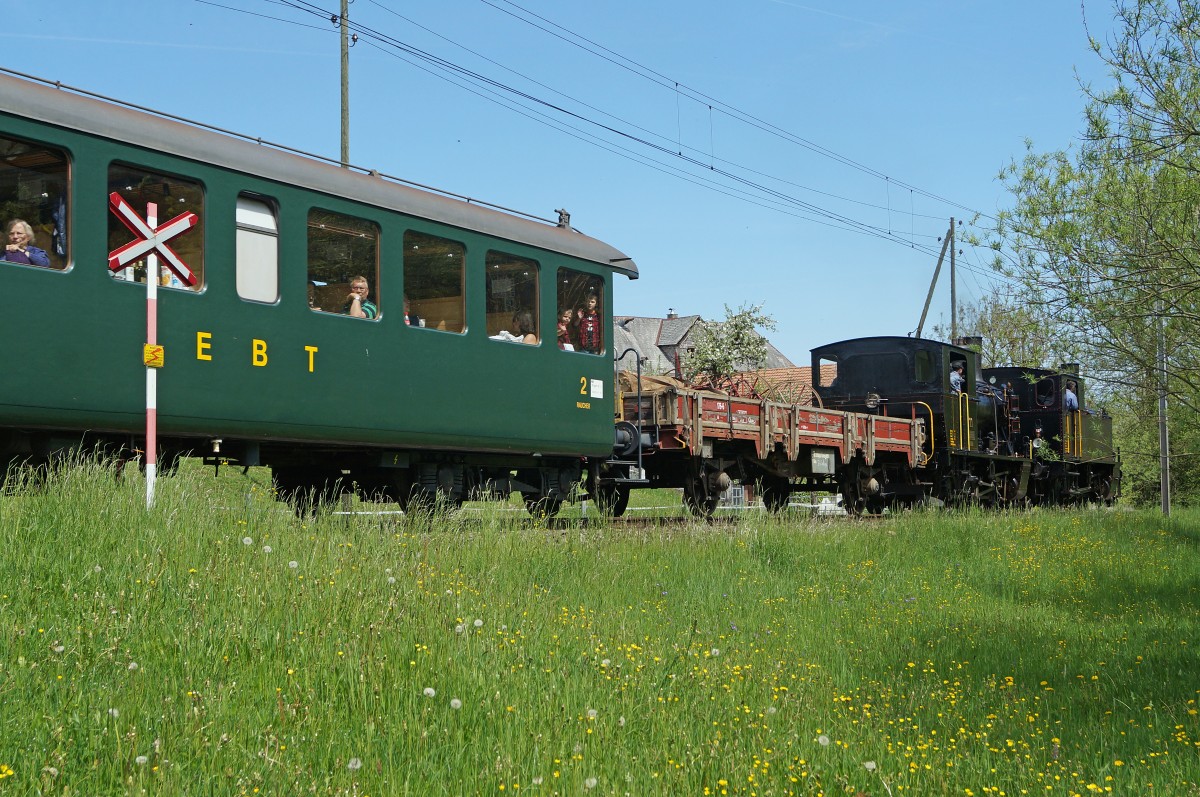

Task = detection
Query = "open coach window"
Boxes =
[108,164,204,289]
[404,230,465,333]
[307,208,380,318]
[486,251,539,344]
[0,134,69,270]
[557,268,604,354]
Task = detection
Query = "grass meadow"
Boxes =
[0,460,1198,796]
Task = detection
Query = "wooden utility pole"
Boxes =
[340,0,350,168]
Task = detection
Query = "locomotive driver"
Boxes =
[343,275,378,319]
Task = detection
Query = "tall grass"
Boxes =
[0,460,1197,795]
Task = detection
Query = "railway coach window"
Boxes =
[404,230,465,333]
[0,134,69,270]
[236,194,279,303]
[558,268,604,355]
[486,251,538,343]
[307,208,380,317]
[108,164,204,289]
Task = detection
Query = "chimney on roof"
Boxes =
[667,308,677,320]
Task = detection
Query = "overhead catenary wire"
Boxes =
[265,0,998,264]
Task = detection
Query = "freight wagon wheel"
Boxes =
[593,485,630,518]
[682,481,718,518]
[761,478,791,513]
[840,480,865,516]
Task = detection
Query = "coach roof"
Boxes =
[0,72,637,279]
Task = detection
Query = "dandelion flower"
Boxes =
[863,761,876,771]
[262,545,272,554]
[450,698,462,710]
[242,536,253,546]
[347,758,362,771]
[289,561,299,569]
[473,618,483,628]
[818,734,830,746]
[135,755,148,766]
[0,765,13,779]
[585,777,598,789]
[423,687,436,698]
[601,659,611,668]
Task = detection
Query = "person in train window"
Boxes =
[2,219,51,267]
[574,292,602,353]
[343,275,378,319]
[556,307,575,350]
[949,362,965,394]
[512,310,538,344]
[1064,380,1079,412]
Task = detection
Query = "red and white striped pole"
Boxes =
[145,202,159,509]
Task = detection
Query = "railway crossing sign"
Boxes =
[107,192,199,286]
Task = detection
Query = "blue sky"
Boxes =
[17,0,1114,363]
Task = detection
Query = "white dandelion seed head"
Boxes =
[444,589,453,596]
[288,561,299,569]
[52,644,65,654]
[242,536,253,546]
[601,658,611,667]
[585,777,598,789]
[618,716,626,727]
[108,708,120,718]
[532,776,543,785]
[387,575,396,584]
[347,757,362,771]
[385,568,392,575]
[766,705,778,714]
[455,624,465,634]
[818,734,830,747]
[473,618,483,628]
[128,661,139,671]
[586,708,598,720]
[135,755,148,766]
[44,767,59,778]
[423,687,436,698]
[863,760,877,771]
[262,545,272,554]
[449,698,462,710]
[710,648,720,657]
[94,565,102,573]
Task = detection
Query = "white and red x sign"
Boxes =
[107,192,199,286]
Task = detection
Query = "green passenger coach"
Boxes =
[0,72,638,514]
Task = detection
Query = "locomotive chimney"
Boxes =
[1058,362,1081,377]
[955,335,984,374]
[667,308,678,319]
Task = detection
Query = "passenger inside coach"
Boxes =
[1,219,50,267]
[343,276,378,319]
[512,310,538,344]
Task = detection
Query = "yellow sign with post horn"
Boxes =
[144,344,165,368]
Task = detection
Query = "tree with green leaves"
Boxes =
[981,0,1200,503]
[683,303,777,388]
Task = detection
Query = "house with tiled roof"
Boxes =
[612,310,795,377]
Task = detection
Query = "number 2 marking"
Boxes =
[580,376,588,395]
